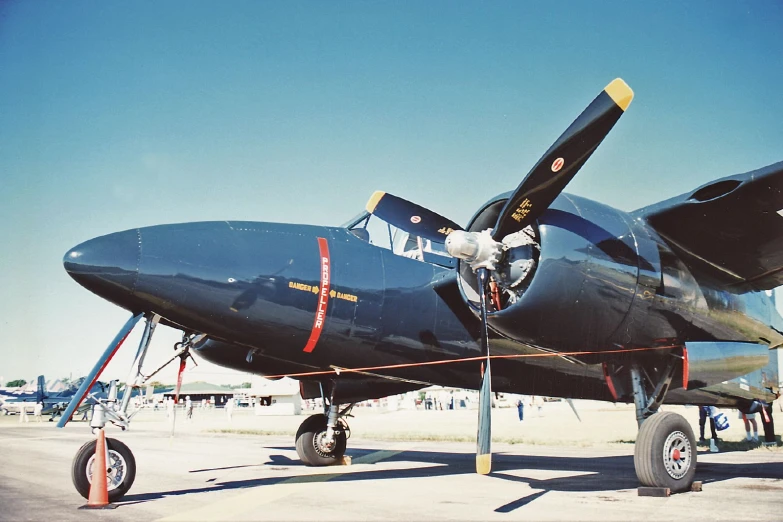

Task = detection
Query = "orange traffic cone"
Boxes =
[81,429,116,509]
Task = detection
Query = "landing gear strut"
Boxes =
[66,314,202,501]
[295,384,351,466]
[628,359,697,492]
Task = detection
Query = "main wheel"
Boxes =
[72,437,136,502]
[634,411,696,493]
[295,414,347,466]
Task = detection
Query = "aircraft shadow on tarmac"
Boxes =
[119,446,783,512]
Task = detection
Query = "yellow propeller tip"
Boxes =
[476,454,492,475]
[365,191,386,213]
[605,78,634,111]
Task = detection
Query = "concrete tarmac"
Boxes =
[0,406,781,521]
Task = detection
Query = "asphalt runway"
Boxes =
[0,410,781,521]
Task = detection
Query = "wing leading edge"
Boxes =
[635,160,783,291]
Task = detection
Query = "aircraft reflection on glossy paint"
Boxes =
[58,79,781,502]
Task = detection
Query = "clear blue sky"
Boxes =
[1,1,781,385]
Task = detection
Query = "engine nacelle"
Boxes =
[458,194,650,354]
[684,341,769,389]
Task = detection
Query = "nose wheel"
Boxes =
[71,437,136,502]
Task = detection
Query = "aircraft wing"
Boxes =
[636,161,783,291]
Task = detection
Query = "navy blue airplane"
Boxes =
[0,376,48,415]
[59,79,781,501]
[0,376,103,419]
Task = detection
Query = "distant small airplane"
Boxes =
[58,78,780,502]
[0,376,43,398]
[0,376,47,415]
[0,375,106,420]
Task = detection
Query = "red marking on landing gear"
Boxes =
[602,362,618,401]
[672,448,681,461]
[174,357,187,403]
[76,330,134,412]
[303,237,331,353]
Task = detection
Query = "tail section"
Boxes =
[36,375,47,403]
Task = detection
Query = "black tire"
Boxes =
[72,437,136,502]
[634,411,696,493]
[295,414,347,466]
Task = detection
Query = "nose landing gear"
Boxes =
[72,436,136,502]
[64,314,203,502]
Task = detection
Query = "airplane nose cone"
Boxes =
[64,229,140,300]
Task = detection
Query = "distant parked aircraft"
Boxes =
[0,376,111,420]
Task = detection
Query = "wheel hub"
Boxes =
[86,450,127,491]
[662,430,691,480]
[313,430,338,457]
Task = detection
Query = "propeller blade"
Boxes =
[365,191,463,244]
[492,78,634,241]
[475,267,492,475]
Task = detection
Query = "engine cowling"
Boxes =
[457,193,645,354]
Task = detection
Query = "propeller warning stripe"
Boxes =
[303,237,331,353]
[604,78,634,111]
[365,191,386,214]
[476,453,491,476]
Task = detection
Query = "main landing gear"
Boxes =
[295,386,352,466]
[634,411,696,491]
[626,361,697,493]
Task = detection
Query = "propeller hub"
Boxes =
[445,229,501,271]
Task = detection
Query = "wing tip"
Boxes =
[605,78,634,111]
[365,191,386,213]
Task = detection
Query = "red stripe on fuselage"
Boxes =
[303,237,331,353]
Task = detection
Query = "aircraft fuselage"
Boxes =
[63,193,781,405]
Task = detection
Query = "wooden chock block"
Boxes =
[638,487,671,497]
[340,455,352,466]
[691,481,702,492]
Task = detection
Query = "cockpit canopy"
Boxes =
[343,211,455,268]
